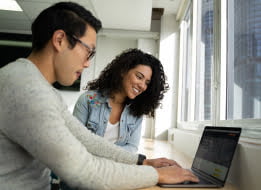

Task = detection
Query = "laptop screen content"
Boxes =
[192,127,241,182]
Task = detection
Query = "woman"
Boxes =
[73,48,169,153]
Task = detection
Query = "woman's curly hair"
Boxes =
[86,48,169,117]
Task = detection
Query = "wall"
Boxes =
[154,14,180,140]
[95,36,137,77]
[169,128,261,190]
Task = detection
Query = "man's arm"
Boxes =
[66,109,140,164]
[1,80,158,189]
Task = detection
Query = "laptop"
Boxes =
[159,126,241,188]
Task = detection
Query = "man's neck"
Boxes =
[27,50,56,84]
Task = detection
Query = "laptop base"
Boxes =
[158,183,222,188]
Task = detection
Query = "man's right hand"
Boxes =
[156,165,199,184]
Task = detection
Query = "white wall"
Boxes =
[154,14,180,140]
[137,38,158,56]
[95,36,137,77]
[58,91,82,113]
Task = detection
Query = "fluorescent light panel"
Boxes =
[0,0,22,11]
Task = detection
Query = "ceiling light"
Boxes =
[0,0,22,11]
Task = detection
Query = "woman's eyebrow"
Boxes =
[136,71,151,82]
[136,71,144,77]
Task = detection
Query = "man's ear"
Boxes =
[52,30,66,52]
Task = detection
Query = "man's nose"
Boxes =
[83,60,90,68]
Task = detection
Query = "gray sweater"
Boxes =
[0,58,158,190]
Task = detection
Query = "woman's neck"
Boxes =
[110,92,126,105]
[108,93,126,124]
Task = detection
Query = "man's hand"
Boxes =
[143,157,181,168]
[156,165,199,184]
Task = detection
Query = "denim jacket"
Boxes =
[73,90,143,153]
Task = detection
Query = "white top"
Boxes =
[0,58,158,190]
[104,121,120,143]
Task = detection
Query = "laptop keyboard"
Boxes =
[183,181,199,185]
[181,177,213,185]
[198,177,213,184]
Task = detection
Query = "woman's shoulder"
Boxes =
[81,90,106,105]
[124,106,143,121]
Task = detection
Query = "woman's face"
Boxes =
[121,64,152,99]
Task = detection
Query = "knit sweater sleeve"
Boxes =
[0,60,158,190]
[69,106,141,163]
[60,109,159,190]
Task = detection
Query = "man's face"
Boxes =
[54,25,97,86]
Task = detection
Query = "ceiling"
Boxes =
[0,0,182,34]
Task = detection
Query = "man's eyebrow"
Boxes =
[90,44,96,49]
[86,43,95,50]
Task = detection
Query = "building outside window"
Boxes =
[227,0,261,120]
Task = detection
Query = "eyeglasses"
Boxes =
[69,34,96,61]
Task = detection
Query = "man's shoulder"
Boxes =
[1,58,41,83]
[1,58,60,104]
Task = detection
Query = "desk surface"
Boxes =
[137,138,237,190]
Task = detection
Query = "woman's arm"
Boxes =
[120,117,143,153]
[73,92,89,125]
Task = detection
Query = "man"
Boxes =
[0,2,198,190]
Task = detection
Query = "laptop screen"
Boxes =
[192,127,241,182]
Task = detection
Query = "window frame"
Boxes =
[177,0,261,141]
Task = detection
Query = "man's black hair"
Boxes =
[31,2,102,51]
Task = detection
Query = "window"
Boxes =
[177,0,261,139]
[226,0,261,120]
[195,0,214,121]
[179,3,193,122]
[179,0,214,122]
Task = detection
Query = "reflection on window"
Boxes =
[227,0,261,119]
[195,0,214,121]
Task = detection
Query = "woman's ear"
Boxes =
[52,30,66,52]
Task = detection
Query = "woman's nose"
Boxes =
[139,81,147,91]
